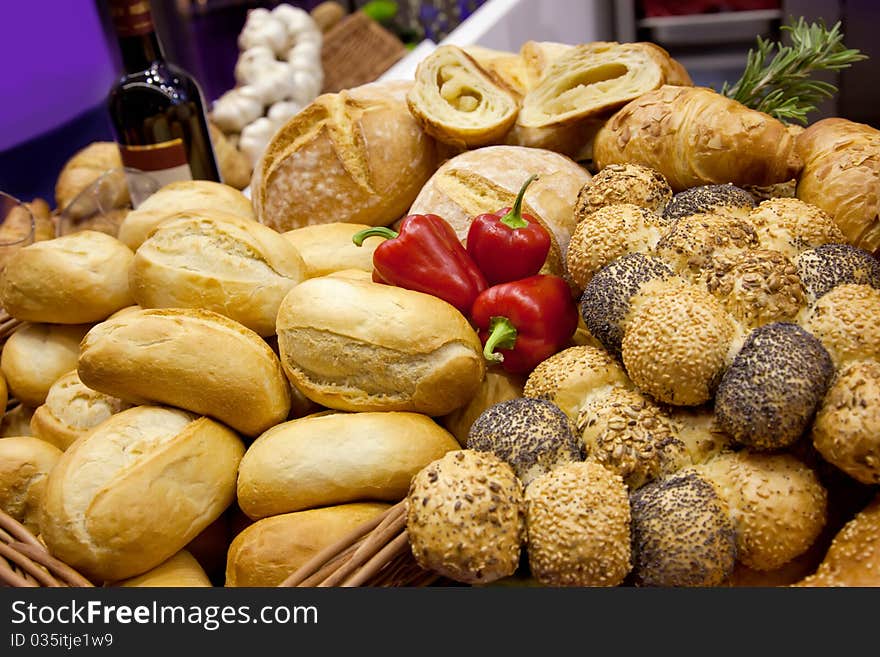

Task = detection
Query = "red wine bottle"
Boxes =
[106,0,221,203]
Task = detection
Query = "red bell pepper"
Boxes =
[466,174,551,286]
[352,214,487,316]
[471,274,578,374]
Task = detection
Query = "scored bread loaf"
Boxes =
[40,406,245,583]
[252,80,437,232]
[130,213,307,336]
[78,308,291,437]
[237,411,460,518]
[407,45,521,149]
[593,85,802,191]
[0,436,63,535]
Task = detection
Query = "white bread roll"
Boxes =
[115,550,212,587]
[40,406,245,583]
[0,231,134,324]
[0,436,63,535]
[225,502,390,587]
[252,80,438,232]
[237,411,460,518]
[1,323,92,407]
[78,308,291,437]
[118,180,255,251]
[441,370,526,445]
[276,274,485,416]
[130,214,307,336]
[0,405,34,437]
[408,145,591,279]
[282,222,386,278]
[30,370,131,451]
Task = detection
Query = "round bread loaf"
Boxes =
[253,80,437,232]
[225,502,390,587]
[1,323,92,407]
[282,222,386,279]
[0,231,134,324]
[115,550,212,587]
[40,406,245,583]
[276,274,485,416]
[0,436,63,535]
[237,411,460,518]
[408,145,591,280]
[117,180,255,250]
[78,308,291,437]
[30,370,131,451]
[130,213,307,336]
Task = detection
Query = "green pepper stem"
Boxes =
[483,316,518,363]
[500,174,538,230]
[352,226,398,246]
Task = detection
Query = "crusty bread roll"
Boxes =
[594,85,802,192]
[276,274,485,416]
[795,118,880,255]
[30,370,131,451]
[130,213,306,336]
[40,406,244,583]
[407,45,520,149]
[463,44,531,95]
[408,145,591,279]
[225,502,389,587]
[252,80,437,232]
[0,436,63,535]
[1,323,92,407]
[237,411,460,518]
[115,550,212,587]
[0,404,34,437]
[117,180,255,251]
[441,370,526,445]
[55,142,125,213]
[0,231,134,324]
[78,308,291,437]
[282,222,385,278]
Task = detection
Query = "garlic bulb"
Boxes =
[238,10,289,56]
[239,117,278,168]
[268,100,303,125]
[234,45,275,86]
[211,86,264,133]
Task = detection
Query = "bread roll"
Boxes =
[0,404,34,437]
[78,308,291,437]
[463,44,531,95]
[130,213,306,336]
[441,370,526,444]
[0,231,134,324]
[282,222,385,278]
[276,275,485,416]
[115,550,212,587]
[237,411,459,518]
[408,145,591,278]
[252,80,437,232]
[55,142,125,212]
[225,502,389,587]
[795,118,880,255]
[1,323,92,407]
[520,40,576,89]
[40,406,245,583]
[208,122,253,190]
[117,180,255,251]
[30,370,131,451]
[594,85,802,192]
[0,436,62,535]
[407,45,520,149]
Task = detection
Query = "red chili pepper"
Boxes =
[471,274,578,374]
[352,214,487,315]
[466,174,551,286]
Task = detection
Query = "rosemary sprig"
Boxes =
[721,17,868,124]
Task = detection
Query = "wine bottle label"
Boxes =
[109,0,155,37]
[119,138,193,206]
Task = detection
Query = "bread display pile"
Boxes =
[1,32,879,589]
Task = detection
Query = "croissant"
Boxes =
[406,45,520,149]
[593,85,802,191]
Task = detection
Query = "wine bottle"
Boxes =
[106,0,221,204]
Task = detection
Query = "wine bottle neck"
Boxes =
[117,31,165,73]
[109,0,165,73]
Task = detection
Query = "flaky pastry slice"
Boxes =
[407,45,521,148]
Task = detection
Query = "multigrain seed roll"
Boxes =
[629,469,737,587]
[525,461,631,586]
[622,278,737,406]
[662,183,755,223]
[795,243,880,304]
[715,322,835,450]
[466,398,582,486]
[574,163,672,217]
[406,450,525,584]
[579,253,675,360]
[747,197,846,260]
[697,451,827,571]
[803,283,880,367]
[811,359,880,485]
[565,203,669,290]
[576,387,688,489]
